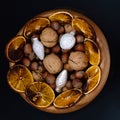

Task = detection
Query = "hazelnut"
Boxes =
[45,48,50,54]
[42,71,48,79]
[38,65,45,73]
[75,71,84,79]
[50,83,56,89]
[45,74,56,85]
[52,45,60,53]
[74,43,85,51]
[61,53,69,64]
[28,52,35,61]
[68,51,88,70]
[64,63,71,71]
[65,81,73,89]
[30,62,38,71]
[24,43,32,55]
[76,34,84,43]
[40,27,58,47]
[22,57,30,67]
[51,21,60,31]
[32,71,43,82]
[62,49,70,53]
[62,86,68,92]
[57,26,65,34]
[43,53,63,74]
[64,24,73,33]
[38,61,43,65]
[72,79,83,89]
[70,74,75,80]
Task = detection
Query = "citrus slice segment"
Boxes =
[7,64,34,93]
[53,89,82,108]
[25,82,55,108]
[49,11,73,24]
[6,35,26,62]
[72,18,95,39]
[24,17,50,38]
[84,38,100,65]
[84,65,101,94]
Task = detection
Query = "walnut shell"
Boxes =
[43,53,63,74]
[40,27,58,47]
[68,51,88,70]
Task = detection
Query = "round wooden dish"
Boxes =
[17,9,110,114]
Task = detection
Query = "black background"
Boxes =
[0,0,120,120]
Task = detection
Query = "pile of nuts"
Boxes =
[21,21,89,93]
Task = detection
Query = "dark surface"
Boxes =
[0,0,120,120]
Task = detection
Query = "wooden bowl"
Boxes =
[17,9,110,114]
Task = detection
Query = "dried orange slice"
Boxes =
[6,35,26,62]
[84,65,101,94]
[49,11,73,24]
[25,82,55,108]
[72,18,95,39]
[7,64,34,93]
[84,39,100,65]
[53,89,82,108]
[24,17,50,38]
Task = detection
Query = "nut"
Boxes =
[30,62,38,71]
[68,51,88,70]
[76,34,84,43]
[45,74,56,85]
[45,48,50,54]
[64,24,73,33]
[64,63,72,71]
[22,57,30,67]
[75,71,84,79]
[52,45,60,53]
[62,49,70,53]
[72,79,83,89]
[65,81,73,89]
[28,52,35,61]
[40,27,58,47]
[51,21,60,31]
[70,74,75,80]
[74,43,85,51]
[24,43,32,55]
[61,53,69,64]
[57,26,65,34]
[38,65,45,73]
[62,87,68,92]
[42,71,48,79]
[50,83,56,89]
[32,71,43,82]
[43,53,63,74]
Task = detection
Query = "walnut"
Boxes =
[68,51,88,70]
[40,27,58,48]
[43,53,63,74]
